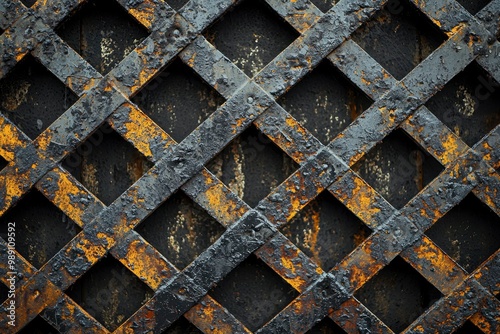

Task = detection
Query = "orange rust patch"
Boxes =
[447,23,464,37]
[112,103,175,159]
[118,238,175,290]
[96,232,115,247]
[130,62,156,94]
[67,76,99,94]
[82,79,98,92]
[284,175,312,222]
[347,264,372,292]
[129,7,155,30]
[187,52,197,67]
[315,266,323,275]
[280,251,308,291]
[281,256,297,277]
[339,240,384,292]
[15,49,27,62]
[439,133,464,165]
[292,14,315,34]
[360,76,370,87]
[412,325,425,333]
[202,169,248,227]
[410,236,466,294]
[46,170,89,227]
[71,235,108,264]
[185,296,252,334]
[481,186,498,209]
[285,117,307,137]
[339,175,381,227]
[103,82,114,92]
[430,17,442,29]
[470,313,492,334]
[0,123,27,161]
[482,141,492,151]
[12,283,62,330]
[0,175,25,215]
[232,117,246,134]
[348,147,366,166]
[63,299,77,318]
[35,132,52,153]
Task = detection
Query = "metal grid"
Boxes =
[0,0,499,332]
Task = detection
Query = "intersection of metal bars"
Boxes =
[0,0,500,332]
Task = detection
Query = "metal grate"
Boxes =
[0,0,499,333]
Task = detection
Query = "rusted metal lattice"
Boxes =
[0,0,500,332]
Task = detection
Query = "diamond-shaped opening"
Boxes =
[355,256,442,333]
[209,254,299,332]
[0,54,79,139]
[62,123,152,206]
[352,129,444,209]
[20,0,37,7]
[425,61,500,147]
[0,283,8,304]
[281,191,372,272]
[0,190,81,269]
[161,317,203,334]
[131,58,225,143]
[278,60,373,145]
[203,0,299,77]
[307,317,346,334]
[56,0,149,75]
[136,190,226,270]
[165,0,189,11]
[456,0,492,15]
[426,194,500,272]
[207,125,299,208]
[18,316,59,334]
[0,155,8,172]
[66,255,154,331]
[310,0,338,13]
[452,320,484,334]
[351,0,447,80]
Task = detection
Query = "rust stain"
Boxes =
[0,121,27,161]
[439,132,463,165]
[185,296,252,334]
[129,7,155,30]
[187,52,197,67]
[341,174,381,227]
[303,203,322,268]
[45,170,86,227]
[232,117,247,134]
[202,170,248,227]
[409,236,466,294]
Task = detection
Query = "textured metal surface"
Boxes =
[0,0,499,333]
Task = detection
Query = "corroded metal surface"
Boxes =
[0,0,499,333]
